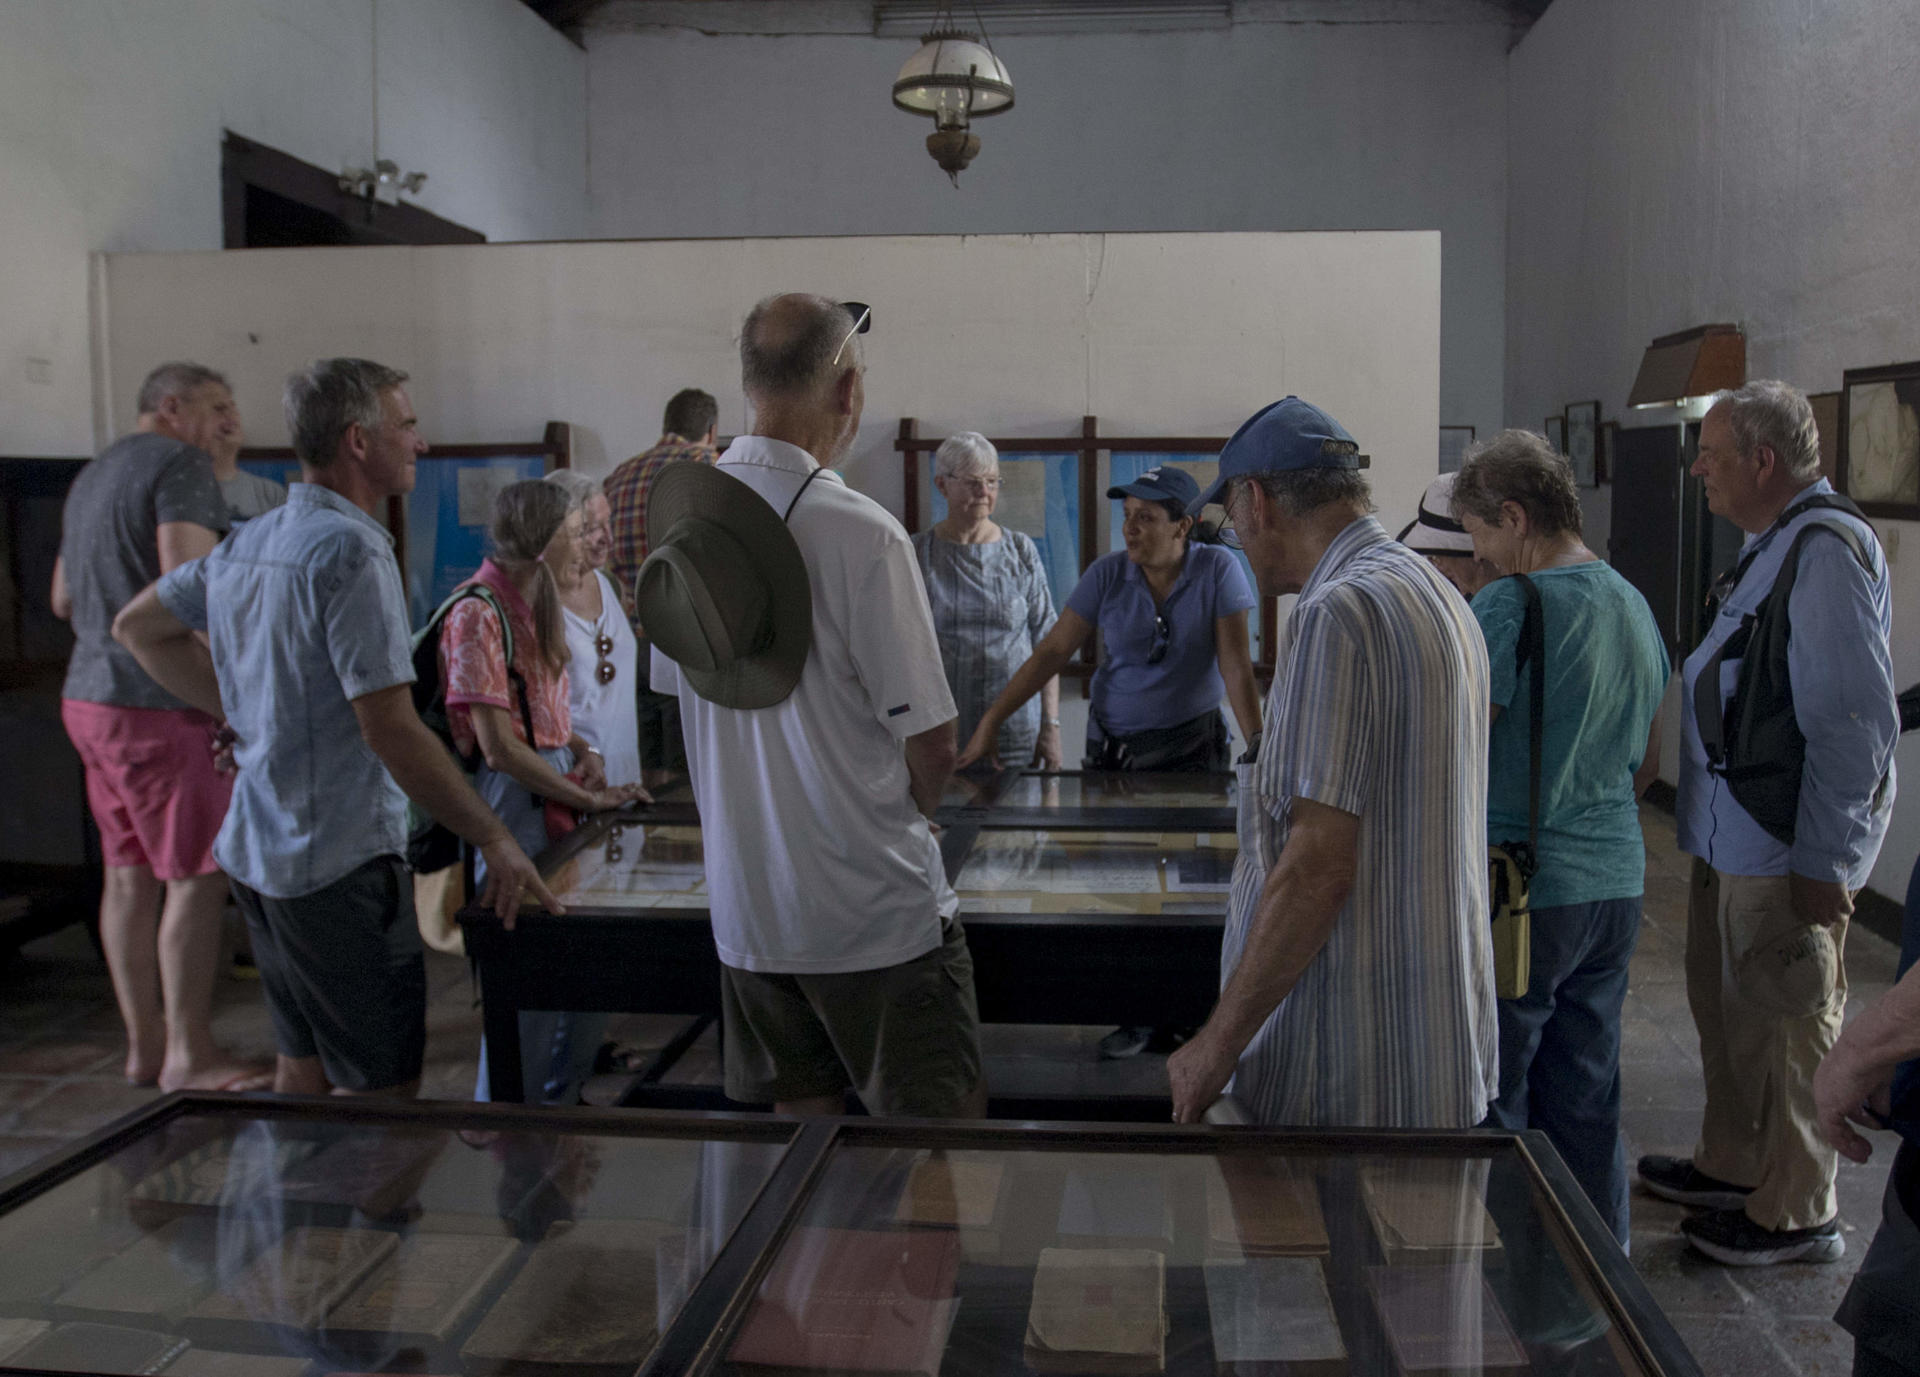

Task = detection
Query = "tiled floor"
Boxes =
[0,803,1904,1375]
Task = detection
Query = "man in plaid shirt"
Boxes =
[606,388,719,784]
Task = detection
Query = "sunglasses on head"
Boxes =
[830,302,872,367]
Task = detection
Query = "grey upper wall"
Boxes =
[0,0,588,454]
[582,17,1512,442]
[1506,0,1920,897]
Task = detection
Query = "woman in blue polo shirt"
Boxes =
[958,465,1261,772]
[958,466,1260,1059]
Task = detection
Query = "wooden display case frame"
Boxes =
[461,782,1237,1110]
[0,1094,1705,1377]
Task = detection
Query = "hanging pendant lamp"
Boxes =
[892,8,1013,186]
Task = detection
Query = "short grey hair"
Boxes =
[1453,428,1584,536]
[934,431,998,479]
[136,362,228,416]
[1713,379,1821,481]
[1231,467,1373,520]
[740,294,862,398]
[544,468,603,514]
[284,358,409,466]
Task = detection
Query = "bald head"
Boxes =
[741,293,863,401]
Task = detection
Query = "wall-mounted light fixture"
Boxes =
[339,159,429,200]
[892,6,1013,186]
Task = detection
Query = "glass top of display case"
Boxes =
[988,770,1237,814]
[953,830,1237,914]
[720,1131,1656,1377]
[0,1101,1698,1377]
[0,1099,792,1377]
[530,822,1239,918]
[542,822,708,913]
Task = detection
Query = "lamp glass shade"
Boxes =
[893,32,1013,120]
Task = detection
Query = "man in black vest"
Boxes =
[1639,380,1899,1265]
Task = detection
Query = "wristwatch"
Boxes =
[1041,716,1062,728]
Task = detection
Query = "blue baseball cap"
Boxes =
[1107,465,1201,509]
[1189,396,1367,514]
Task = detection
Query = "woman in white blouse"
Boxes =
[545,470,642,788]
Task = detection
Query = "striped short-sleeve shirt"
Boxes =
[1226,516,1497,1128]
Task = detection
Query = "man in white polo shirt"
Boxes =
[638,293,984,1118]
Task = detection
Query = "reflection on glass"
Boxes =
[0,1113,784,1375]
[954,831,1238,913]
[543,823,708,911]
[994,771,1237,812]
[723,1142,1638,1377]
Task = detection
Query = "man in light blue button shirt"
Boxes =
[115,358,556,1098]
[1637,380,1899,1267]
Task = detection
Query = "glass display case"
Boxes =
[461,811,1235,1102]
[942,770,1237,831]
[0,1097,1702,1376]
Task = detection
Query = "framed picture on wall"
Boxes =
[1598,421,1619,484]
[1438,426,1475,474]
[1565,400,1601,487]
[1839,362,1920,519]
[1808,390,1841,484]
[1544,414,1566,454]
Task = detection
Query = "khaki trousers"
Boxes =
[1686,859,1849,1231]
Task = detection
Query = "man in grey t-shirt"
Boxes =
[206,398,287,526]
[53,361,267,1093]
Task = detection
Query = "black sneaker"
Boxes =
[1636,1155,1755,1209]
[1680,1207,1844,1266]
[1098,1026,1153,1060]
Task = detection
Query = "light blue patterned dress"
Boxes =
[912,527,1057,765]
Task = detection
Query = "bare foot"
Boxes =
[158,1060,275,1093]
[125,1024,166,1086]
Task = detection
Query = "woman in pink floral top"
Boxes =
[441,480,642,1102]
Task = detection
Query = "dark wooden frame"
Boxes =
[1437,424,1475,473]
[1565,399,1602,487]
[1544,413,1567,454]
[1808,391,1841,484]
[0,1093,1705,1377]
[1838,361,1920,520]
[221,131,485,249]
[239,422,571,593]
[895,419,1280,686]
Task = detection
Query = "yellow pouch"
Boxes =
[1487,845,1532,1001]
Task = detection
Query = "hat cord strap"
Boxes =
[783,465,828,523]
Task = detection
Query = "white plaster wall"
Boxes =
[580,17,1508,447]
[100,232,1441,545]
[0,0,587,455]
[1507,0,1920,899]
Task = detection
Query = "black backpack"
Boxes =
[1693,494,1882,844]
[405,583,535,873]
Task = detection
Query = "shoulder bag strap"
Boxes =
[1512,573,1546,855]
[464,584,539,750]
[783,465,828,523]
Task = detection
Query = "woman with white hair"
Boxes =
[911,432,1063,770]
[546,469,641,789]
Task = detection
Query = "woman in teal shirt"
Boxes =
[1454,431,1669,1247]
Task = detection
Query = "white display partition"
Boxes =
[99,231,1440,540]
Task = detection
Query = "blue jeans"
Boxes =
[470,751,608,1105]
[1483,896,1641,1247]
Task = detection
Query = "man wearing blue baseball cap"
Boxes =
[1169,396,1499,1128]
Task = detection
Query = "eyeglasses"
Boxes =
[831,302,872,367]
[594,631,616,685]
[1146,613,1172,665]
[950,476,1001,492]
